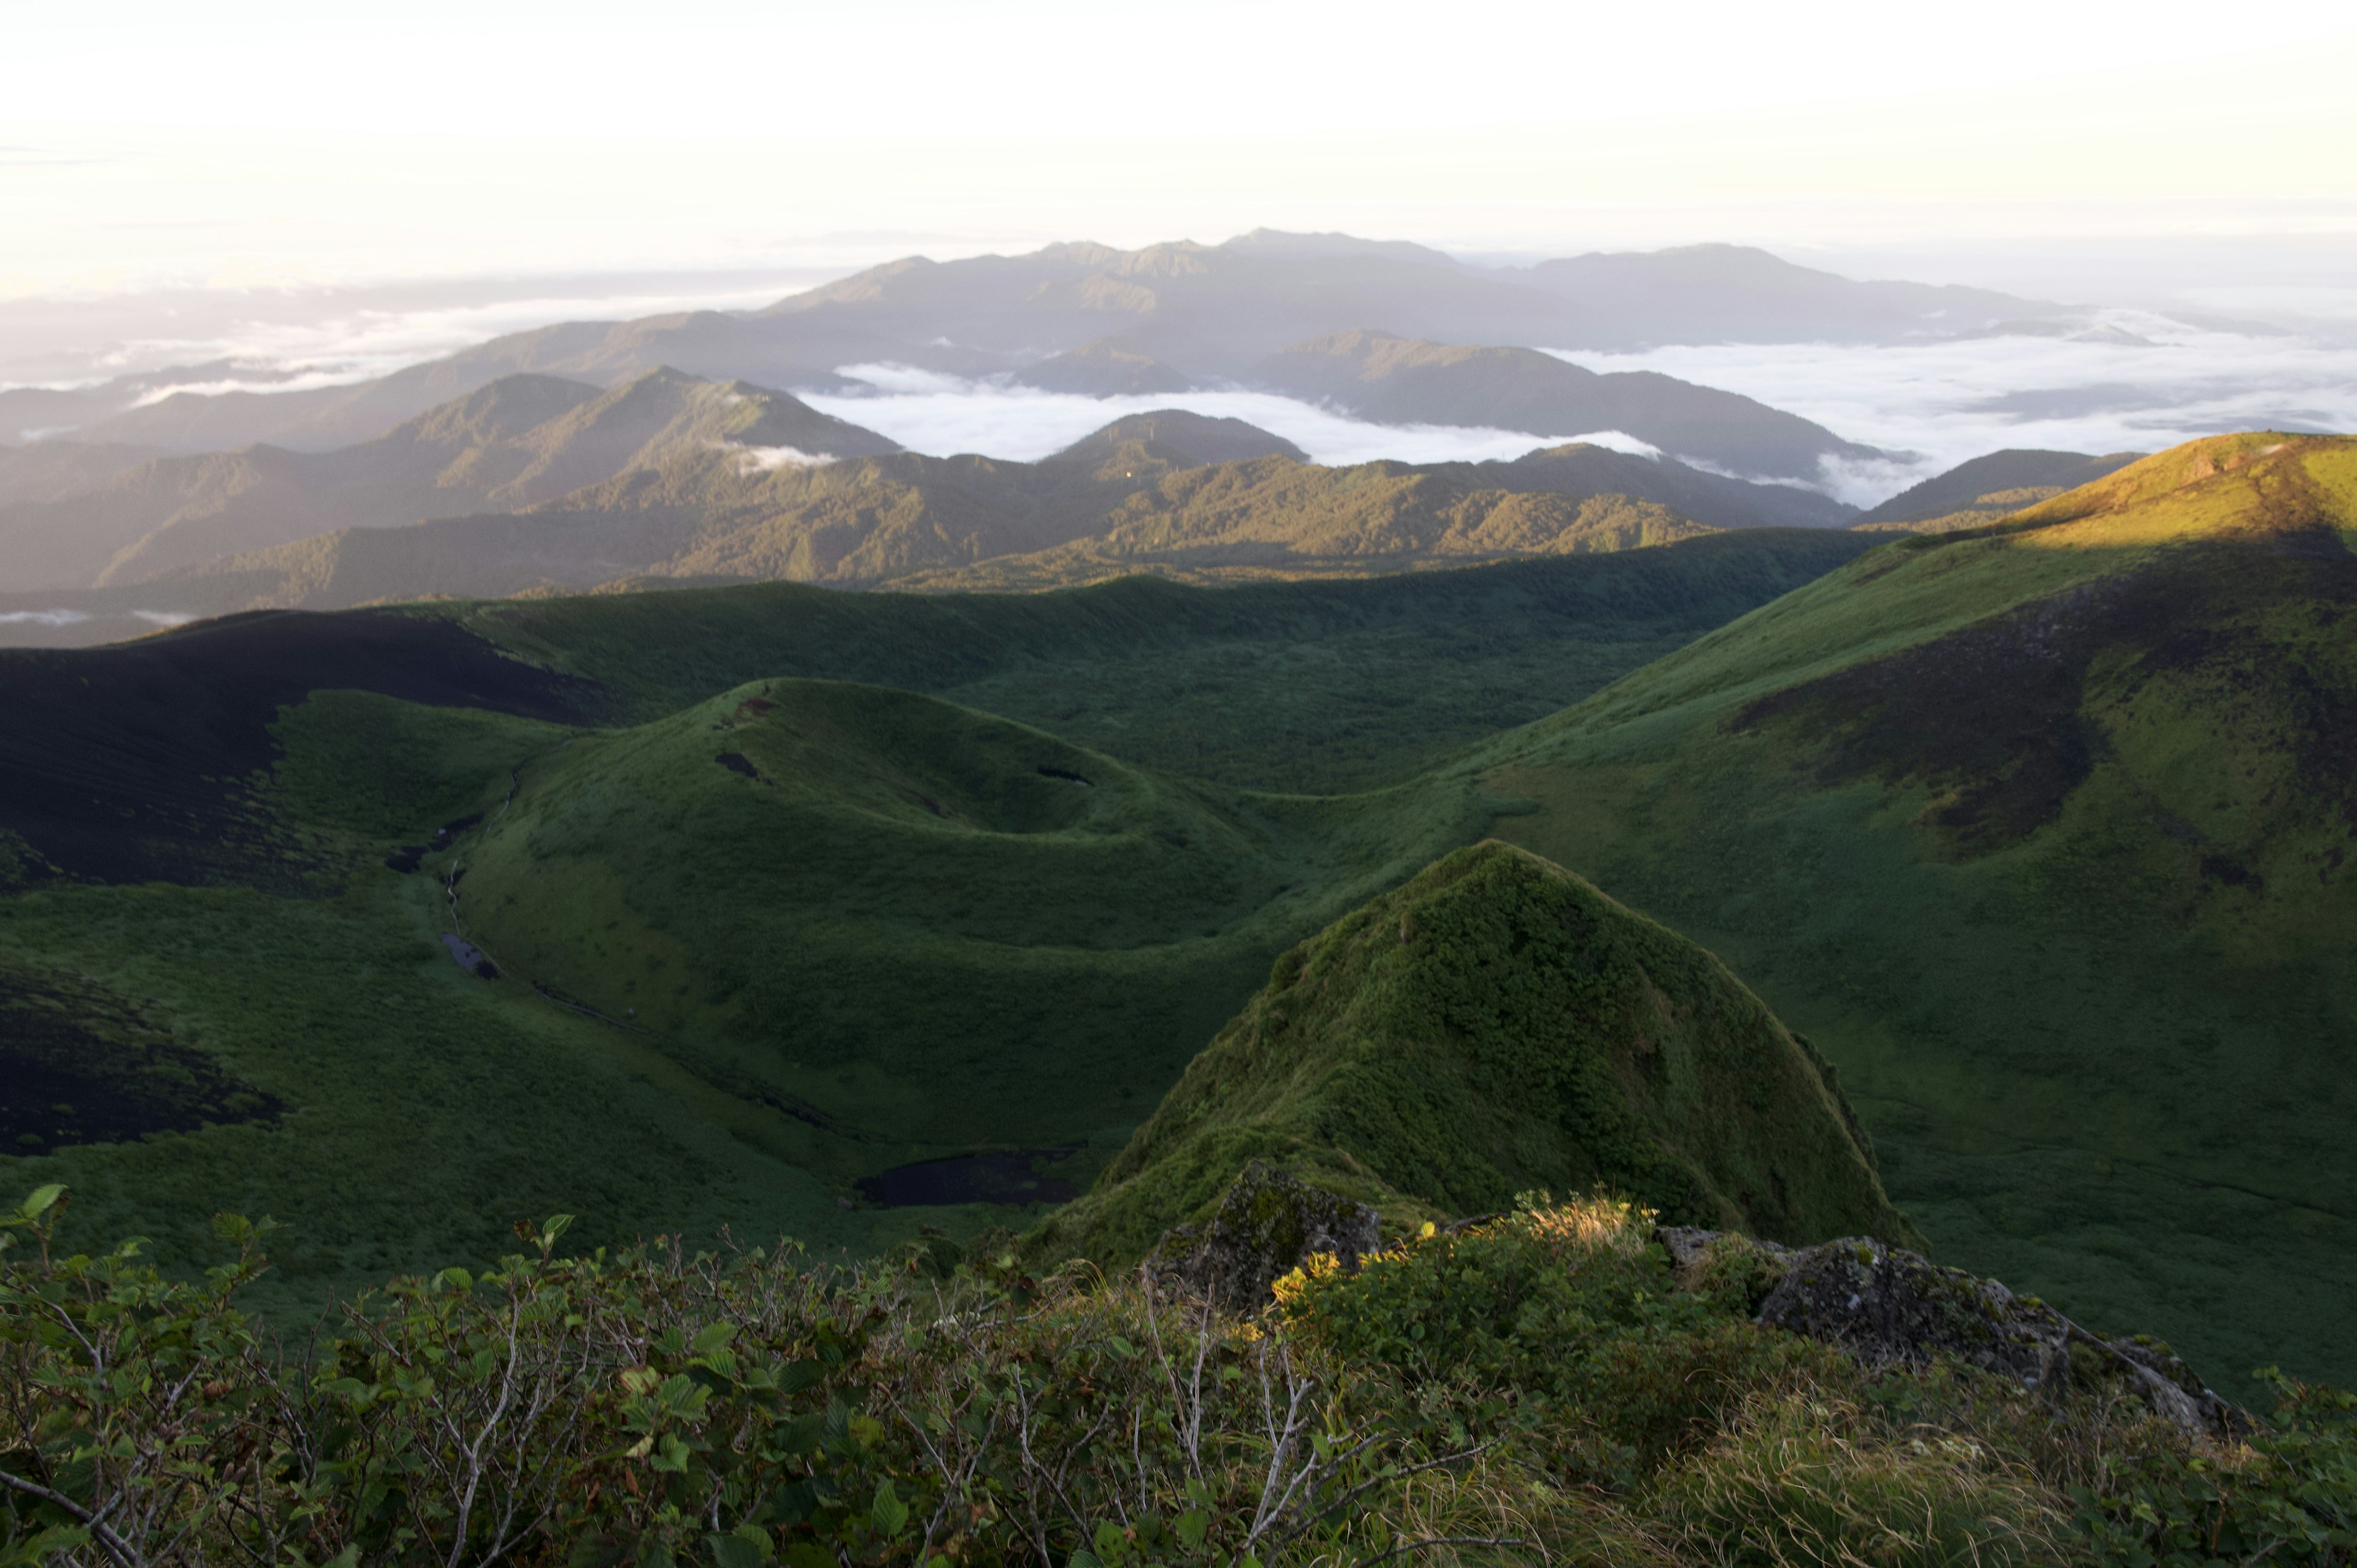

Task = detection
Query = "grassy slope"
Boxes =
[1471,433,2357,1395]
[1034,840,1912,1269]
[0,542,1868,1313]
[0,697,932,1319]
[445,681,1482,1184]
[457,530,1876,792]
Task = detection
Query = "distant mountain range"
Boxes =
[1,231,2077,474]
[0,371,896,592]
[1252,330,1878,482]
[1,369,2161,647]
[0,368,1873,642]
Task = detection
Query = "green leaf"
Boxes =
[766,1412,826,1459]
[1067,1554,1104,1568]
[1175,1509,1209,1550]
[870,1478,909,1539]
[706,1526,773,1568]
[692,1321,737,1356]
[12,1184,66,1222]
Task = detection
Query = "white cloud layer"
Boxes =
[802,368,1662,468]
[727,444,837,473]
[1547,312,2357,503]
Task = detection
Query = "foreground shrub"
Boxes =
[1273,1194,1844,1486]
[2073,1371,2356,1568]
[5,1184,2350,1567]
[0,1186,1522,1566]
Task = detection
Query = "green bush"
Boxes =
[7,1185,2349,1567]
[2075,1372,2356,1568]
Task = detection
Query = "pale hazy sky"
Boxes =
[5,0,2355,296]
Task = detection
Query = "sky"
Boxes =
[5,0,2355,297]
[2,0,2352,503]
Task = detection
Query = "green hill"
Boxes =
[4,433,2352,1402]
[460,528,1876,791]
[1852,447,2146,533]
[1474,431,2357,1392]
[1033,839,1913,1269]
[300,678,1485,1205]
[0,538,1867,1315]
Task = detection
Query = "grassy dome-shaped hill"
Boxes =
[444,677,1479,1190]
[1034,840,1916,1267]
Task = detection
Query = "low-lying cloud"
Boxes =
[803,368,1663,468]
[0,609,91,626]
[1545,311,2357,504]
[726,442,837,473]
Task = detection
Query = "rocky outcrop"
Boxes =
[1145,1162,1380,1313]
[1662,1227,2243,1439]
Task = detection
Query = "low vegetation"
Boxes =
[1481,434,2357,1397]
[5,1186,2348,1566]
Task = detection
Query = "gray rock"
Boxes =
[1147,1162,1381,1313]
[1747,1235,2243,1439]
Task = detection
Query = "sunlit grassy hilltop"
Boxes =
[1476,433,2357,1394]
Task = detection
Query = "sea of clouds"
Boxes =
[799,364,1663,467]
[10,287,2354,511]
[791,315,2357,508]
[1547,311,2357,504]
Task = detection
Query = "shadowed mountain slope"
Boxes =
[1048,409,1304,467]
[0,370,899,593]
[1012,338,1193,396]
[1471,431,2357,1394]
[12,431,1851,625]
[1512,244,2067,347]
[1852,448,2146,532]
[1252,330,1882,484]
[1032,839,1914,1269]
[0,438,168,507]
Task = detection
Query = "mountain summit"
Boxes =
[1035,839,1914,1268]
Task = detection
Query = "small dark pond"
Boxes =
[441,933,500,980]
[856,1149,1081,1208]
[716,752,762,780]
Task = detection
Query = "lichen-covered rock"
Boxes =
[1658,1226,1795,1316]
[1145,1162,1380,1313]
[1751,1235,2242,1439]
